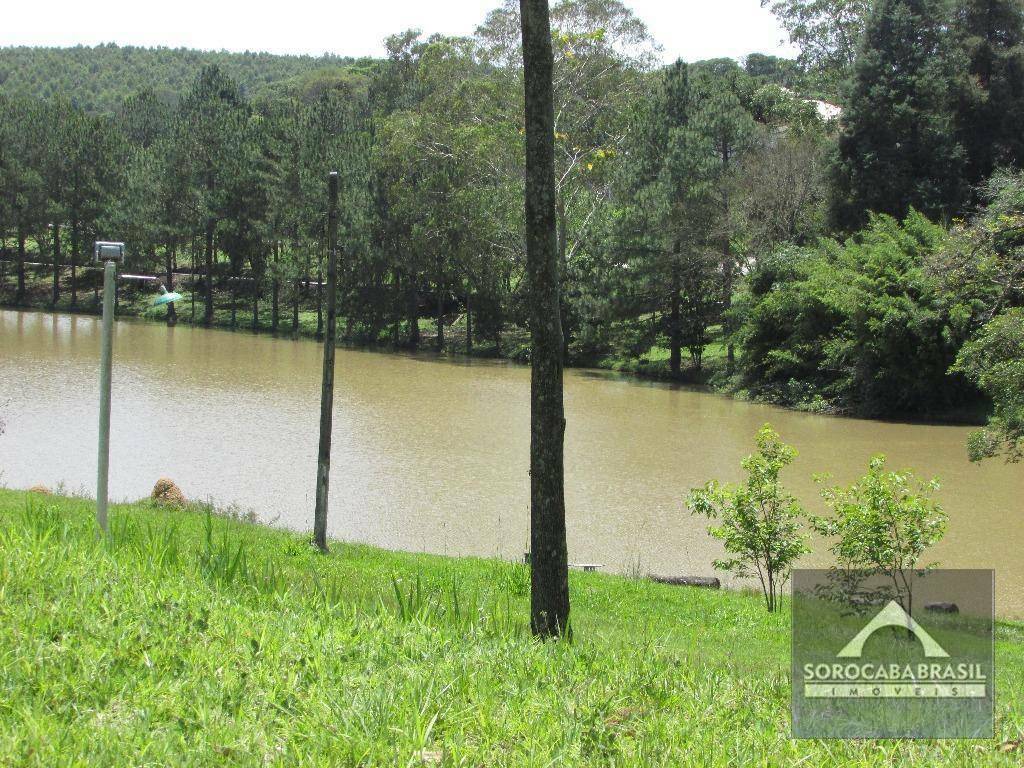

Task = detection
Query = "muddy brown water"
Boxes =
[1,309,1021,616]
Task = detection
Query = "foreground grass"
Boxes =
[0,489,1022,766]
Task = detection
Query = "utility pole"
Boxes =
[313,172,340,552]
[95,241,125,534]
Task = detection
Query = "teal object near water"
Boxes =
[152,291,182,307]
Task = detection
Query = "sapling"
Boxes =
[811,455,947,618]
[688,424,809,612]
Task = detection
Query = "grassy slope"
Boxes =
[1,489,1022,766]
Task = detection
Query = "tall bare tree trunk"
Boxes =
[521,0,570,639]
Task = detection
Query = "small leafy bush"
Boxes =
[688,424,809,612]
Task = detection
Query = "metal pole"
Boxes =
[313,171,339,552]
[96,259,116,534]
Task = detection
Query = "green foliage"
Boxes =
[760,0,872,97]
[812,455,947,610]
[953,308,1024,462]
[739,210,981,416]
[688,425,809,612]
[0,44,372,115]
[743,52,805,90]
[931,169,1024,317]
[952,0,1024,190]
[832,0,966,228]
[612,59,764,375]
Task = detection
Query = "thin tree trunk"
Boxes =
[408,281,420,348]
[252,269,259,332]
[435,258,445,352]
[722,143,735,373]
[292,279,300,338]
[51,221,61,307]
[271,242,280,333]
[392,268,401,346]
[166,242,177,326]
[521,0,570,639]
[313,172,340,552]
[558,193,570,360]
[465,285,473,356]
[670,257,681,378]
[316,256,324,340]
[230,265,237,329]
[15,224,26,305]
[190,235,197,323]
[204,219,214,326]
[70,215,79,309]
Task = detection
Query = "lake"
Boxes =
[1,308,1020,615]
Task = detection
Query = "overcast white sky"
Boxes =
[0,0,796,63]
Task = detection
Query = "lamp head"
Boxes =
[94,242,125,263]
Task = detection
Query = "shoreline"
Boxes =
[0,298,990,428]
[6,486,1024,624]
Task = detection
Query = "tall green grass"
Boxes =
[0,488,1021,766]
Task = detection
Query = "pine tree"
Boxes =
[832,0,966,228]
[614,62,728,377]
[952,0,1024,189]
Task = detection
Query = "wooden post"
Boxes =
[313,172,339,552]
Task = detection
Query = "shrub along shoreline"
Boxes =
[1,488,1022,765]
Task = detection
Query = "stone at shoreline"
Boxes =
[28,485,53,495]
[151,478,186,507]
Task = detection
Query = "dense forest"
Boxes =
[1,0,1022,461]
[0,44,376,113]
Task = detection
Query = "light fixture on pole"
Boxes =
[93,245,184,534]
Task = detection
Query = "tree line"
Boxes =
[1,0,1022,441]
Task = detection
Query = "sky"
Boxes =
[0,0,796,64]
